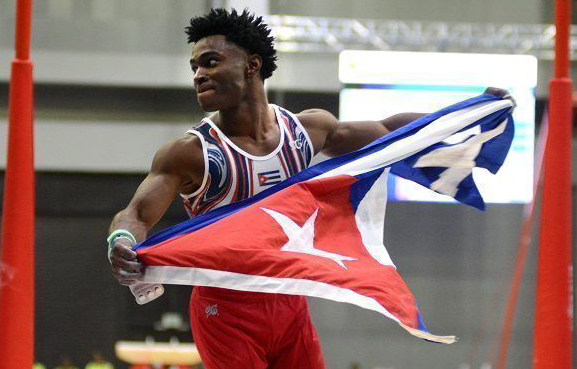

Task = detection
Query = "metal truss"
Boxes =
[266,15,577,60]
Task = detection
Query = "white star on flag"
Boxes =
[261,207,357,269]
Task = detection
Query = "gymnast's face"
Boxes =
[190,35,252,112]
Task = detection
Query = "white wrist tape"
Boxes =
[107,229,137,262]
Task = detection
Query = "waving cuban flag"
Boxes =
[134,94,515,344]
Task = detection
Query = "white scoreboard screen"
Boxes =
[339,51,537,204]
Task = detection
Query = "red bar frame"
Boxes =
[0,0,35,368]
[533,0,573,367]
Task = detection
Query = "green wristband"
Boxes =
[107,229,137,262]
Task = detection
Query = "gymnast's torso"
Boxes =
[181,104,314,299]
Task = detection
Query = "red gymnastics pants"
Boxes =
[190,286,326,369]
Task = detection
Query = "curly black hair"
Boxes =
[185,8,277,80]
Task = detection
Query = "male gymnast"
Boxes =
[108,8,511,368]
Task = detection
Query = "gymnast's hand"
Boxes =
[109,237,144,286]
[483,87,517,108]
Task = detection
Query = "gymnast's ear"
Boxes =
[246,54,262,79]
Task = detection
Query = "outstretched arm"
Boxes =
[298,109,426,157]
[108,135,204,285]
[298,87,513,158]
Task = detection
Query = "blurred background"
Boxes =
[0,0,576,368]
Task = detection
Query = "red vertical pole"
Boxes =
[0,0,35,367]
[533,0,573,367]
[495,117,548,369]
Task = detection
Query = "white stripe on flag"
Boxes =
[141,265,456,344]
[355,169,395,267]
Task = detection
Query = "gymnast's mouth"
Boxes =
[197,85,215,94]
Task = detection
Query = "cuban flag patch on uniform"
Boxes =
[258,170,282,186]
[134,94,515,344]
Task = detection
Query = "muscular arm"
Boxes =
[299,109,425,157]
[108,135,204,285]
[324,112,426,157]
